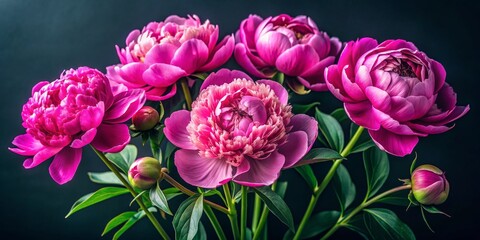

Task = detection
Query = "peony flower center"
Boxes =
[187,79,292,167]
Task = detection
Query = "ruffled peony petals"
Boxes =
[298,56,336,91]
[70,128,97,148]
[103,89,146,123]
[338,38,378,72]
[91,124,130,153]
[22,146,62,169]
[145,85,177,101]
[368,128,419,157]
[365,86,391,112]
[117,62,149,86]
[238,15,263,49]
[201,68,252,91]
[144,43,177,65]
[78,102,105,132]
[325,65,351,102]
[240,96,267,124]
[341,66,366,101]
[31,81,49,95]
[234,44,271,78]
[233,151,285,187]
[345,101,387,130]
[175,149,232,188]
[48,147,82,184]
[199,35,235,72]
[164,110,197,150]
[431,60,446,93]
[288,114,318,147]
[9,134,44,156]
[279,131,309,168]
[257,80,288,105]
[276,45,319,76]
[256,31,292,65]
[171,39,209,74]
[142,63,187,88]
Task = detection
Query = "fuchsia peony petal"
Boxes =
[345,101,386,130]
[288,114,318,147]
[256,31,292,66]
[298,56,336,91]
[368,128,419,157]
[103,89,146,124]
[48,147,82,185]
[143,43,177,65]
[279,131,309,168]
[175,149,233,188]
[142,63,187,88]
[199,35,235,72]
[117,63,149,86]
[233,151,285,187]
[91,124,130,153]
[23,146,62,169]
[201,68,252,91]
[164,110,197,150]
[234,44,272,78]
[276,45,319,76]
[9,134,44,156]
[145,85,177,101]
[257,80,288,105]
[171,39,209,74]
[70,128,97,148]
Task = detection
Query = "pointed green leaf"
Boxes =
[422,205,450,217]
[333,164,356,213]
[253,186,295,232]
[105,145,138,174]
[294,148,344,167]
[410,152,418,175]
[192,221,207,240]
[173,195,204,240]
[87,172,124,186]
[163,187,183,201]
[295,165,318,191]
[302,210,340,238]
[149,129,164,161]
[315,108,344,151]
[275,181,288,198]
[331,108,348,123]
[349,123,375,154]
[102,211,136,236]
[292,102,320,114]
[363,147,390,199]
[113,208,156,240]
[150,184,172,215]
[66,187,130,218]
[344,215,370,240]
[363,208,416,240]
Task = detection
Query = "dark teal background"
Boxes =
[0,0,478,239]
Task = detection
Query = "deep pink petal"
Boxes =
[117,63,149,87]
[233,151,285,187]
[288,114,318,147]
[276,45,319,76]
[240,96,267,124]
[9,134,44,156]
[234,43,271,78]
[171,39,209,74]
[199,35,235,72]
[145,84,177,101]
[144,43,177,65]
[256,31,292,65]
[257,80,288,105]
[31,81,49,95]
[368,128,419,157]
[279,131,309,168]
[345,101,389,130]
[143,63,187,88]
[325,65,351,102]
[341,66,366,101]
[201,68,252,91]
[104,89,146,123]
[22,146,63,169]
[365,86,391,112]
[70,128,97,148]
[91,124,130,153]
[48,147,82,184]
[175,149,232,188]
[77,102,105,132]
[164,110,197,150]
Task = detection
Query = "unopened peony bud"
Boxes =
[128,157,161,190]
[132,106,159,131]
[411,164,449,205]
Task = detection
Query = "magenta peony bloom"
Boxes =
[411,164,449,205]
[107,15,235,101]
[9,67,146,184]
[325,38,470,156]
[164,69,317,188]
[234,14,342,91]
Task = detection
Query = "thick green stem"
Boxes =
[240,186,248,240]
[293,127,365,240]
[161,172,229,214]
[180,77,192,111]
[252,182,276,240]
[321,184,412,240]
[204,205,227,240]
[251,194,262,232]
[223,184,240,240]
[91,147,170,240]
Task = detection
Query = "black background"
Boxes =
[0,0,478,239]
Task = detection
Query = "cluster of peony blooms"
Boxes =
[10,14,469,240]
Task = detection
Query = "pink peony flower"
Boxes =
[9,67,146,184]
[234,14,342,91]
[107,15,235,101]
[164,69,318,188]
[325,38,470,156]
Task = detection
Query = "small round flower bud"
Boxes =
[128,157,161,190]
[132,106,159,131]
[411,164,449,205]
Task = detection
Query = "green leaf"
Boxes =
[163,187,183,201]
[275,181,288,198]
[422,205,450,217]
[333,164,356,213]
[363,147,390,199]
[66,187,130,218]
[331,108,348,123]
[149,128,164,161]
[150,184,172,215]
[294,148,344,167]
[363,208,416,240]
[87,172,124,186]
[173,195,204,240]
[349,123,375,154]
[105,145,138,174]
[292,102,320,114]
[192,221,207,240]
[102,211,136,236]
[345,215,370,240]
[113,208,156,240]
[253,186,295,232]
[295,165,318,191]
[410,152,418,175]
[302,210,340,238]
[315,108,345,152]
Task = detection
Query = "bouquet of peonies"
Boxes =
[9,14,469,239]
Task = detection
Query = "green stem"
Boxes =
[293,127,364,240]
[180,77,192,111]
[240,186,248,240]
[251,194,262,232]
[321,184,412,240]
[223,184,240,240]
[91,147,170,240]
[204,205,227,240]
[252,182,276,240]
[161,172,229,214]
